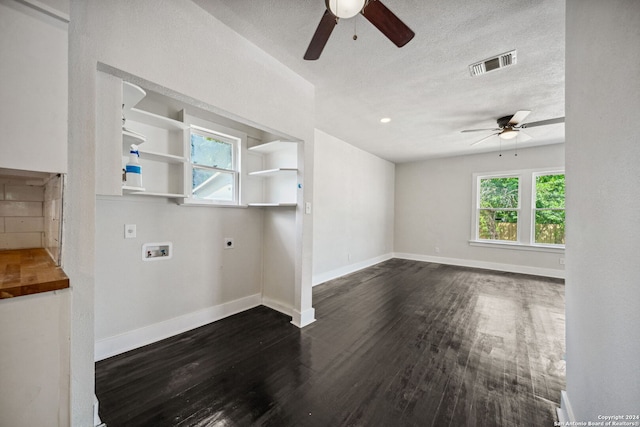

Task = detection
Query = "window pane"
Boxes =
[535,210,565,244]
[479,209,518,241]
[480,177,519,208]
[536,174,565,208]
[191,132,233,170]
[192,167,234,201]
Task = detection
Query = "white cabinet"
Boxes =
[0,1,68,174]
[247,140,298,207]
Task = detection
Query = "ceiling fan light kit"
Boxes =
[499,128,518,140]
[327,0,366,19]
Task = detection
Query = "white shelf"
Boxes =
[126,108,188,130]
[138,150,186,164]
[248,203,297,207]
[122,185,145,192]
[123,82,146,111]
[248,168,297,177]
[122,129,146,146]
[128,191,187,198]
[248,140,296,154]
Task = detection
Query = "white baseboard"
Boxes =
[261,296,293,317]
[393,252,565,279]
[291,307,316,328]
[94,293,262,361]
[557,390,575,424]
[262,297,316,328]
[94,394,103,427]
[312,253,394,286]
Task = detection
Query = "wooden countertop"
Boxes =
[0,248,69,299]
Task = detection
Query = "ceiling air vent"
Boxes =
[469,50,517,77]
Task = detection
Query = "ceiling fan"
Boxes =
[304,0,415,60]
[461,111,565,146]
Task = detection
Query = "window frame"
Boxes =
[470,168,565,252]
[475,174,521,243]
[531,170,565,248]
[186,124,241,206]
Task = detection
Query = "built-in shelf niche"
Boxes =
[0,167,64,266]
[247,140,298,207]
[98,73,303,207]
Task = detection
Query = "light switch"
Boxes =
[125,224,136,239]
[305,202,312,214]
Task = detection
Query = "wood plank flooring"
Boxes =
[95,259,565,426]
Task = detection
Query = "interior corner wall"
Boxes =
[394,144,565,276]
[312,129,395,285]
[70,1,314,425]
[262,209,296,311]
[565,0,640,421]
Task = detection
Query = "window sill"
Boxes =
[469,240,565,253]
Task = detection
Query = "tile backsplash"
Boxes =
[0,179,45,250]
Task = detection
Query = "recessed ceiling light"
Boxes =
[380,117,391,123]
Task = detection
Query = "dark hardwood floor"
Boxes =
[95,259,565,426]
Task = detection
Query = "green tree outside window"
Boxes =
[534,174,565,244]
[479,177,519,241]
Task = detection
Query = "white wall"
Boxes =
[262,209,296,311]
[69,0,315,425]
[563,0,640,422]
[312,129,395,285]
[0,290,70,427]
[94,197,264,359]
[395,144,565,277]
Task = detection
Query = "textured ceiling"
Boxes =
[193,0,565,163]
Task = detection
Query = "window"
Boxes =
[471,169,565,250]
[477,176,520,242]
[189,126,239,204]
[533,173,565,245]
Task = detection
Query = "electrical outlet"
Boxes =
[224,238,234,249]
[559,257,565,265]
[435,247,440,254]
[125,224,136,239]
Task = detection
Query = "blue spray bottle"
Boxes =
[125,144,143,188]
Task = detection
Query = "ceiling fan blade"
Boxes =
[304,10,337,60]
[520,117,565,128]
[471,133,500,146]
[461,128,500,133]
[361,0,415,48]
[508,110,531,126]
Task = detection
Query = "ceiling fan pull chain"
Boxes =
[515,135,518,156]
[353,14,358,40]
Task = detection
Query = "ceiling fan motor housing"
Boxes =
[497,115,514,128]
